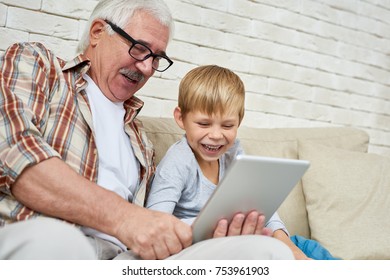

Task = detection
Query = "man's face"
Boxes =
[86,11,170,102]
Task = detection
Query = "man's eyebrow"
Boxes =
[138,39,168,56]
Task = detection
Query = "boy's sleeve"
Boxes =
[145,144,187,214]
[265,212,290,236]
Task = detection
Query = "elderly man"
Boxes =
[0,0,293,260]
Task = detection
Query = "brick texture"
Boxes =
[0,0,389,156]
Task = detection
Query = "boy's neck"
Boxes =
[198,159,220,185]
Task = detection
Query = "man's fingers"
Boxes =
[213,219,229,238]
[227,213,245,236]
[241,211,261,235]
[132,244,156,260]
[212,212,270,240]
[152,243,172,260]
[135,230,186,260]
[155,218,192,259]
[126,211,193,260]
[176,222,193,249]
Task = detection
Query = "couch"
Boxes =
[139,116,390,260]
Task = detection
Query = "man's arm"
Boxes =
[12,157,192,260]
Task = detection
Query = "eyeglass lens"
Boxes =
[129,44,171,72]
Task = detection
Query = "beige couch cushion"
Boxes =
[299,142,390,259]
[139,116,369,238]
[139,117,183,164]
[239,126,369,238]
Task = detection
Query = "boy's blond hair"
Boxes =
[178,65,245,124]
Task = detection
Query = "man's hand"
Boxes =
[116,206,192,260]
[212,211,272,238]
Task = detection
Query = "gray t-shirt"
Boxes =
[146,136,288,234]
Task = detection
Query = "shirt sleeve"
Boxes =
[145,140,189,214]
[265,212,290,236]
[0,43,61,195]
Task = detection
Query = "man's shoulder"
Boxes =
[7,42,54,55]
[4,42,65,65]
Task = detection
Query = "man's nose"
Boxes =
[135,57,154,76]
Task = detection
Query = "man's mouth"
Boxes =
[119,69,144,83]
[122,74,137,84]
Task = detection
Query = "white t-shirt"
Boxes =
[81,74,140,251]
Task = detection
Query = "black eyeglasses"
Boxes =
[105,20,173,72]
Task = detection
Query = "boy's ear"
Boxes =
[173,106,185,130]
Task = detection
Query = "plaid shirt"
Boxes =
[0,42,155,226]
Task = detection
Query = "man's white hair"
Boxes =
[77,0,174,54]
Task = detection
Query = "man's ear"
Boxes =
[89,19,106,47]
[173,106,185,130]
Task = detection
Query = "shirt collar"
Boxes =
[63,53,145,121]
[62,53,91,73]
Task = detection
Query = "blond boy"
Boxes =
[147,65,308,259]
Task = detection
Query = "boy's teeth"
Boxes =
[204,144,220,151]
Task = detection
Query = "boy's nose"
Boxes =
[209,127,223,139]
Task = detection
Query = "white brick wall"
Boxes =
[0,0,389,156]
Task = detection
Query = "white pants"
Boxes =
[1,218,294,260]
[0,217,96,260]
[168,235,294,260]
[113,235,294,260]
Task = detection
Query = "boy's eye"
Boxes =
[223,124,235,129]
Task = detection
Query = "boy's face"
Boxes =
[175,108,240,164]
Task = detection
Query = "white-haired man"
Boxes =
[0,0,293,260]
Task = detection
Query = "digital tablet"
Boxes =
[191,154,310,243]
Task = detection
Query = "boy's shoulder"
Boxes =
[156,136,200,179]
[160,136,196,164]
[166,136,191,153]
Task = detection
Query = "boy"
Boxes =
[146,65,309,259]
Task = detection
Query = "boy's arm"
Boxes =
[273,230,311,260]
[145,156,185,214]
[146,199,177,213]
